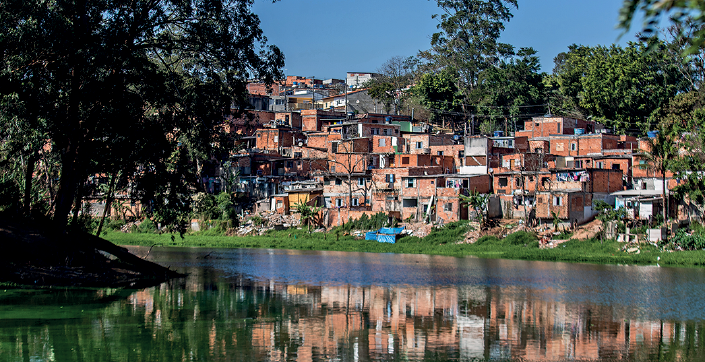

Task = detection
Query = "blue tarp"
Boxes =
[366,226,405,243]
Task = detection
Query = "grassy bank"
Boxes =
[103,221,705,268]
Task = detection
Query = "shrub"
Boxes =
[340,212,393,232]
[107,219,126,231]
[504,231,538,246]
[665,229,705,250]
[137,218,156,233]
[474,235,500,245]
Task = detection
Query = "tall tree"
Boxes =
[474,47,546,133]
[366,56,418,115]
[410,69,463,126]
[419,0,518,127]
[549,41,684,133]
[0,0,284,230]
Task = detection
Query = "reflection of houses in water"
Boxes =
[122,279,687,362]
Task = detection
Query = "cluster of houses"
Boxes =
[200,74,683,229]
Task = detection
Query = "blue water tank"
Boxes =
[574,128,585,135]
[494,131,504,137]
[647,130,659,138]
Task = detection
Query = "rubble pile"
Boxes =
[570,219,603,240]
[235,212,302,236]
[462,220,527,244]
[399,222,434,238]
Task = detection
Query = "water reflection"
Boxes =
[1,247,705,361]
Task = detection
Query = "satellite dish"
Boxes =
[298,141,303,147]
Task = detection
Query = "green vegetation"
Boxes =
[103,218,705,268]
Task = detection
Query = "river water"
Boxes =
[2,246,705,361]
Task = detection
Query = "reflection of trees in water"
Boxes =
[2,282,705,361]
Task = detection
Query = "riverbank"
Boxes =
[0,216,184,288]
[103,221,705,268]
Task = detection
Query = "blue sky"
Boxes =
[252,0,649,79]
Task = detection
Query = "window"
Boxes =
[358,178,365,186]
[276,200,283,209]
[335,178,342,185]
[379,138,386,147]
[502,159,510,168]
[330,165,336,173]
[516,178,522,187]
[596,162,603,168]
[386,195,397,201]
[612,164,620,170]
[383,128,389,135]
[352,198,359,206]
[571,143,577,151]
[444,203,453,212]
[395,129,399,134]
[514,159,521,167]
[575,160,582,168]
[402,157,410,165]
[437,151,444,156]
[331,143,338,153]
[406,178,416,188]
[385,174,395,183]
[371,128,380,135]
[335,198,343,207]
[286,161,293,168]
[294,152,302,158]
[403,199,418,207]
[553,196,562,206]
[416,141,423,149]
[499,177,508,187]
[459,151,464,158]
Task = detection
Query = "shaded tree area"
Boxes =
[546,40,686,134]
[0,0,284,233]
[472,47,546,134]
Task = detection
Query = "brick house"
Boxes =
[302,109,347,132]
[254,127,303,151]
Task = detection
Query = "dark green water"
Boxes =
[2,247,705,361]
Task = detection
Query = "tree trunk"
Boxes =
[23,151,39,215]
[53,143,81,231]
[96,172,118,236]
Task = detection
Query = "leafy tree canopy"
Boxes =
[419,0,518,125]
[548,41,685,134]
[0,0,284,229]
[619,0,705,54]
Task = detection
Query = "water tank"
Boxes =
[385,116,392,124]
[647,130,659,138]
[493,131,504,137]
[574,128,585,135]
